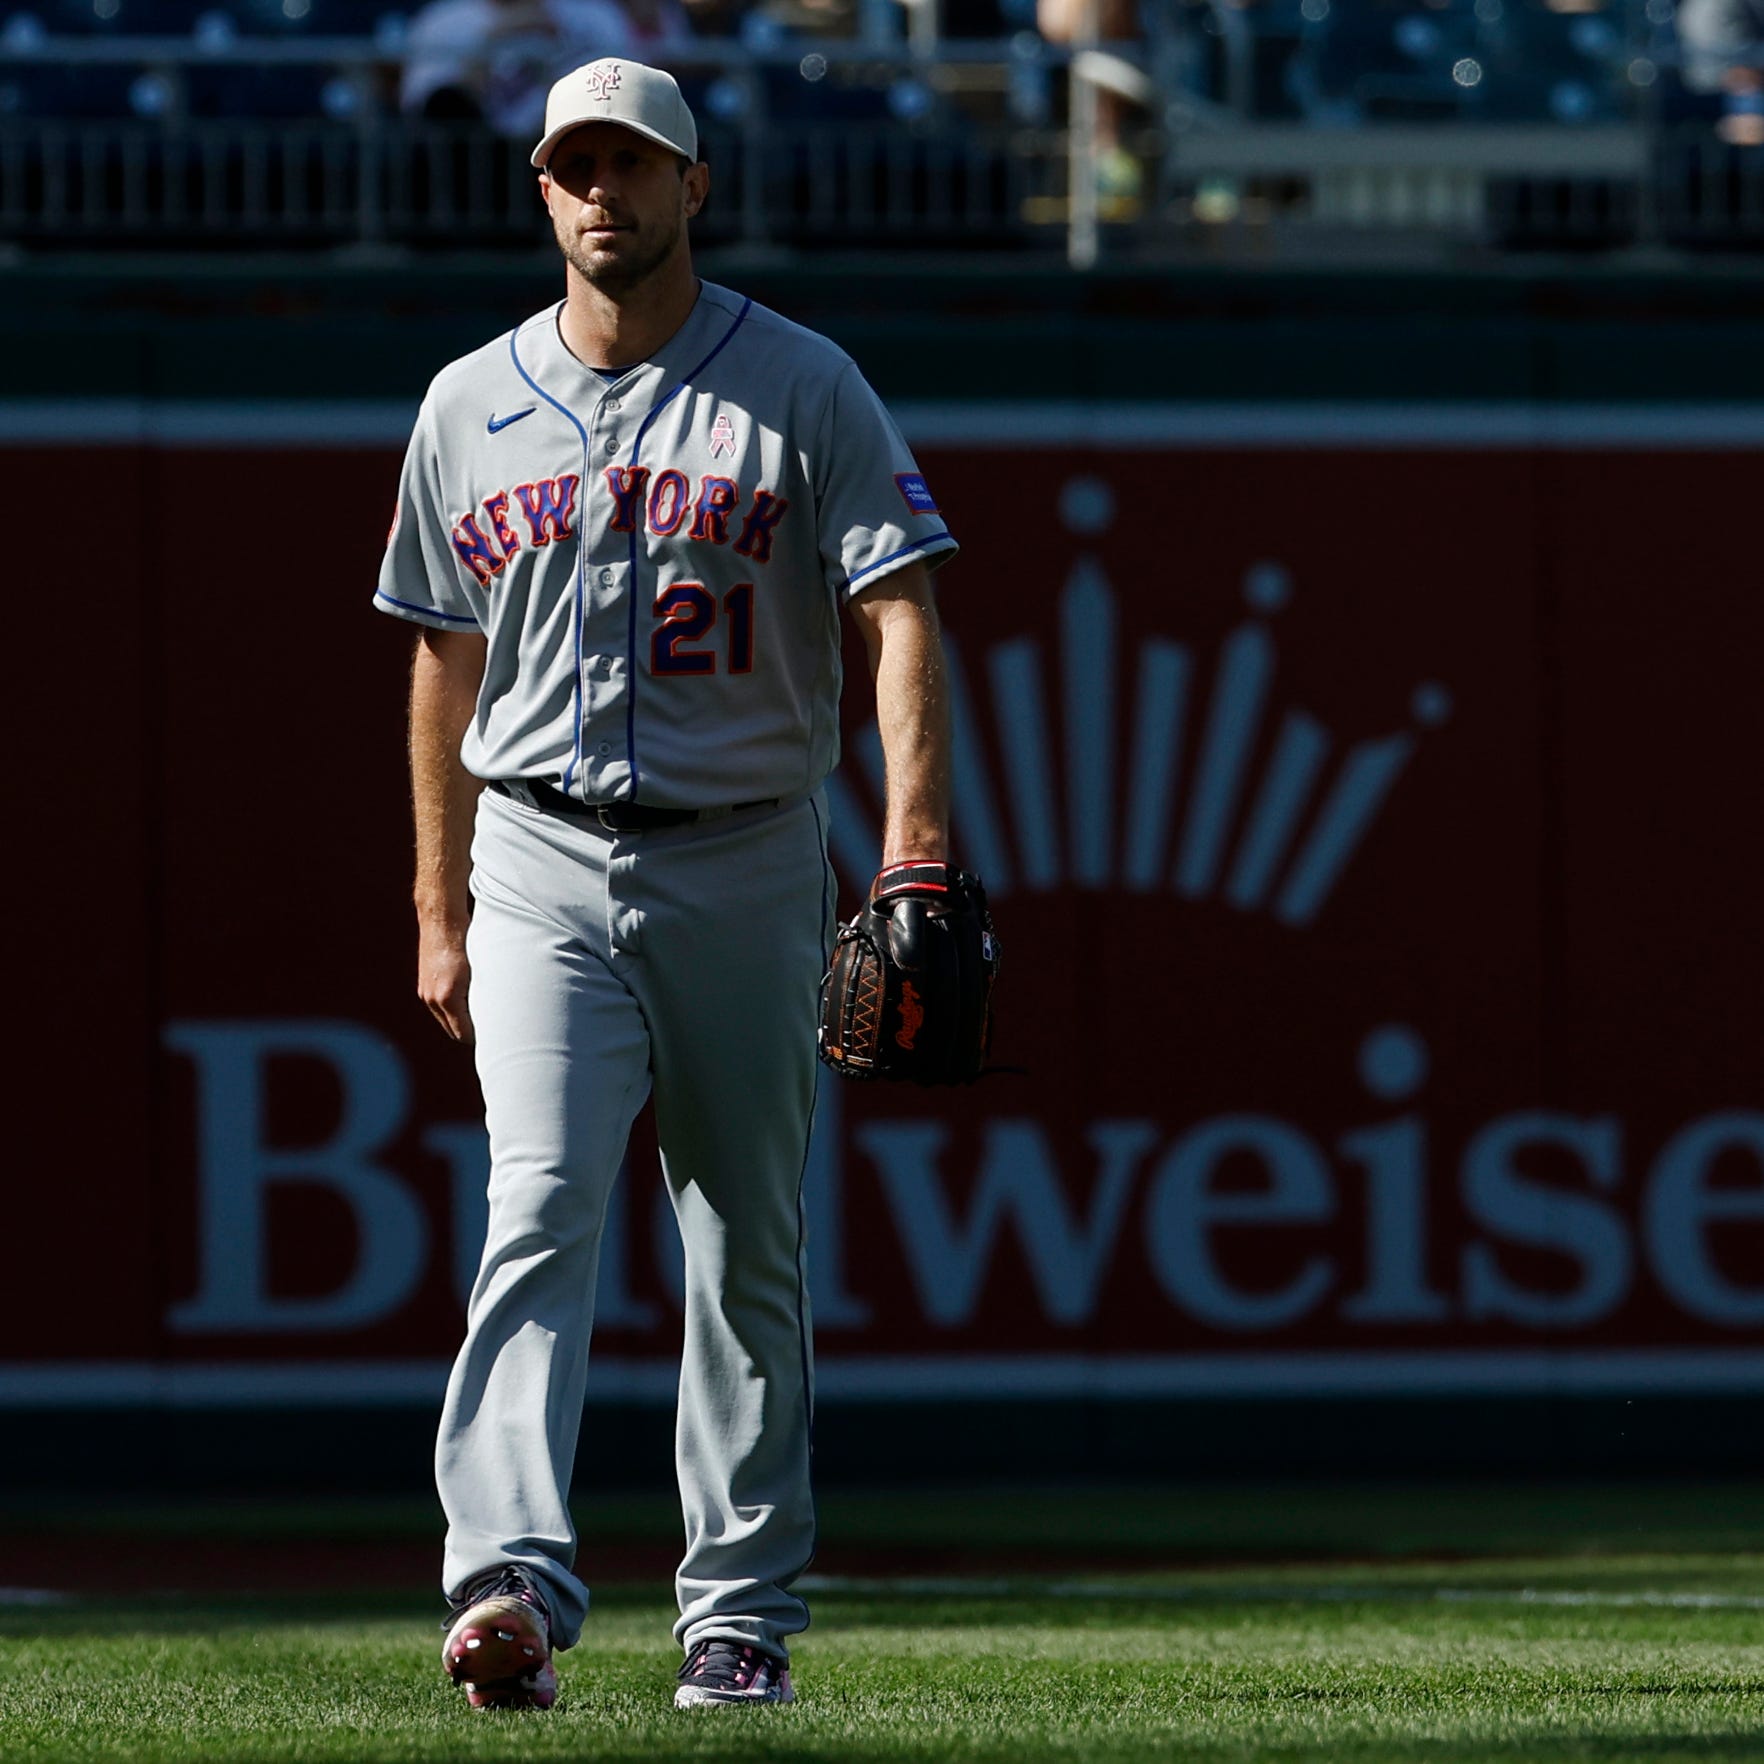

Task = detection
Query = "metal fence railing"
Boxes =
[6,32,1764,258]
[0,115,1063,249]
[0,38,1079,250]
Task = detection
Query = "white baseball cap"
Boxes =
[531,59,699,170]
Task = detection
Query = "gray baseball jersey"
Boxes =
[375,281,958,807]
[379,280,957,1676]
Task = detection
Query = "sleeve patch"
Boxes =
[895,472,940,516]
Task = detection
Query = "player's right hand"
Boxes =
[418,924,475,1045]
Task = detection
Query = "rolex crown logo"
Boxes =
[829,486,1449,928]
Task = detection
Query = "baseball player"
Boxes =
[373,57,957,1711]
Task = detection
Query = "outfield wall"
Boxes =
[6,262,1762,1481]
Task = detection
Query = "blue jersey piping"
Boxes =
[619,295,753,797]
[508,309,592,796]
[375,589,479,626]
[782,789,834,1606]
[846,530,955,591]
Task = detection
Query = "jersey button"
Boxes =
[604,438,619,456]
[597,741,612,755]
[599,568,614,585]
[604,398,621,413]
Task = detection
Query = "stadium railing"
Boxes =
[0,22,1757,259]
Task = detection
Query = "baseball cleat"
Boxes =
[674,1640,794,1708]
[441,1565,558,1710]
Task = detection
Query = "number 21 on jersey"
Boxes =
[651,581,755,676]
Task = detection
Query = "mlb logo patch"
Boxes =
[895,472,939,516]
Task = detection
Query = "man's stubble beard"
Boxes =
[556,204,685,298]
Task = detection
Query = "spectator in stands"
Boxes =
[402,0,695,136]
[1676,0,1764,144]
[1037,0,1143,212]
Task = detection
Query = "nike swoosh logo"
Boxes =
[487,408,536,434]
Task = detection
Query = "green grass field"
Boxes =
[3,1485,1762,1763]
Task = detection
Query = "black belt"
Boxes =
[492,777,778,833]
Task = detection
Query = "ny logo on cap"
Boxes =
[583,63,622,101]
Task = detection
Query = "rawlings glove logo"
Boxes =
[895,980,925,1050]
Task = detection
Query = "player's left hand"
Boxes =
[817,861,998,1084]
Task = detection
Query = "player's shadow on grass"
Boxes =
[0,1591,449,1638]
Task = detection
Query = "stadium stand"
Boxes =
[0,0,1761,256]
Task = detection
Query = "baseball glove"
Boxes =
[818,861,999,1084]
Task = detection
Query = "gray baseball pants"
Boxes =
[436,783,831,1659]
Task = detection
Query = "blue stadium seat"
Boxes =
[229,0,385,30]
[182,61,331,113]
[0,60,135,113]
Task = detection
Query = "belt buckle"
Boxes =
[595,801,665,833]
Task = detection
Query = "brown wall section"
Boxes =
[10,427,1763,1391]
[11,445,159,1356]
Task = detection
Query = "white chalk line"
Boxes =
[797,1575,1764,1610]
[1438,1588,1764,1611]
[5,1578,1758,1613]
